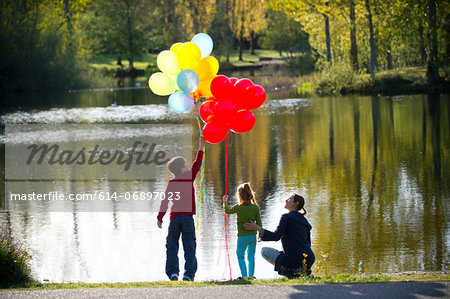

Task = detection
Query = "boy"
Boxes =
[157,136,205,281]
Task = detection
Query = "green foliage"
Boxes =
[313,58,372,95]
[259,9,310,58]
[83,0,150,69]
[208,0,235,62]
[0,226,34,288]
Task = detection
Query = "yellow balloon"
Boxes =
[170,42,182,54]
[194,56,219,80]
[157,50,181,75]
[169,74,179,91]
[177,42,201,70]
[148,72,176,96]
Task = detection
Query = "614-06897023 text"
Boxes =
[8,191,181,201]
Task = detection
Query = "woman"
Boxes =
[243,193,315,278]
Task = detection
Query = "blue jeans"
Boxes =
[261,247,280,265]
[165,215,197,280]
[236,235,257,278]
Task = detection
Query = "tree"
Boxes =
[87,0,149,69]
[246,0,268,55]
[349,0,359,70]
[229,0,268,60]
[267,0,333,62]
[259,9,309,58]
[365,0,375,81]
[426,0,440,86]
[209,0,234,62]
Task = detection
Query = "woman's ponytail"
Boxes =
[293,193,306,215]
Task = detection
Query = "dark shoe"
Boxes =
[170,273,178,281]
[183,276,193,281]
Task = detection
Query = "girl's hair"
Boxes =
[237,182,257,206]
[293,193,307,215]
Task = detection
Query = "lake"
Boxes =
[0,82,449,282]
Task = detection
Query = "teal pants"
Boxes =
[236,235,257,278]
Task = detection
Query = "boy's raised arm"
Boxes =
[192,136,205,177]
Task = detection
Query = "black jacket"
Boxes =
[261,211,315,278]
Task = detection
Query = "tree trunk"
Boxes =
[445,14,450,66]
[238,35,243,61]
[63,0,73,51]
[418,23,427,65]
[350,0,359,70]
[387,43,393,70]
[250,32,255,55]
[117,54,123,66]
[324,13,331,62]
[365,0,375,82]
[426,0,439,86]
[126,2,134,70]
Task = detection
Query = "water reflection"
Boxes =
[0,91,449,282]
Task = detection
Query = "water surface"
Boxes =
[0,88,449,282]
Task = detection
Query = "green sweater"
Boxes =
[223,201,262,236]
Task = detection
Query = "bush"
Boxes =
[0,225,34,288]
[313,58,371,95]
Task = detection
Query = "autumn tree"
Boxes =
[229,0,268,60]
[267,0,333,62]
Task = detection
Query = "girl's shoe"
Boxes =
[170,273,178,281]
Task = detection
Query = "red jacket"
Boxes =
[157,150,203,222]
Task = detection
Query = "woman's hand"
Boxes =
[222,195,228,202]
[244,222,262,232]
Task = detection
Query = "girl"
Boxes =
[222,182,262,279]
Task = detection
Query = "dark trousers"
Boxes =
[165,215,197,279]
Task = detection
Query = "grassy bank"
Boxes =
[87,49,286,77]
[88,51,449,96]
[4,272,449,290]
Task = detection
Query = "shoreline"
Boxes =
[2,271,448,290]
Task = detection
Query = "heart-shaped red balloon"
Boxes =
[230,109,255,133]
[229,77,239,85]
[245,84,266,110]
[210,75,232,102]
[203,121,228,144]
[231,78,255,109]
[199,100,216,123]
[212,100,237,128]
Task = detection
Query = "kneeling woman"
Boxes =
[244,193,315,278]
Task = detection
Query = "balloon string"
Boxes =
[223,132,232,280]
[194,105,213,235]
[195,107,213,216]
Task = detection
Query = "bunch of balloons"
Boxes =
[148,33,219,112]
[200,75,266,143]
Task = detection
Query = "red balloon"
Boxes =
[231,78,255,109]
[212,100,237,128]
[229,77,239,85]
[210,75,232,102]
[230,110,255,133]
[203,122,228,144]
[199,100,216,123]
[245,85,266,110]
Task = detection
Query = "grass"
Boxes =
[0,226,34,288]
[4,272,448,290]
[87,50,289,71]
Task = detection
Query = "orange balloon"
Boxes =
[195,78,213,98]
[194,56,219,80]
